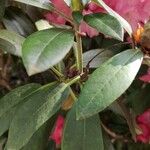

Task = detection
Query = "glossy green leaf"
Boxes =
[35,19,52,31]
[0,136,6,150]
[21,108,57,150]
[22,28,74,75]
[128,85,150,115]
[72,11,83,24]
[83,49,114,68]
[21,124,49,150]
[77,49,143,119]
[14,0,53,10]
[0,30,25,56]
[7,83,69,150]
[0,83,41,136]
[0,0,5,20]
[0,83,41,118]
[3,7,36,37]
[62,105,104,150]
[84,13,123,41]
[103,131,115,150]
[97,0,132,36]
[0,107,17,137]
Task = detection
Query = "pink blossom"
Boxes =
[44,1,102,37]
[139,68,150,83]
[136,109,150,143]
[104,0,150,31]
[44,0,71,25]
[44,0,150,36]
[50,115,65,145]
[79,2,103,37]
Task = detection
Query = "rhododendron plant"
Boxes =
[44,0,150,37]
[44,1,102,37]
[0,0,150,150]
[104,0,150,31]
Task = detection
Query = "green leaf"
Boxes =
[21,114,57,150]
[83,49,115,68]
[62,105,104,150]
[7,83,69,150]
[103,131,114,150]
[22,28,74,75]
[14,0,53,10]
[84,13,123,41]
[21,123,49,150]
[0,30,25,56]
[35,19,52,31]
[72,11,83,24]
[97,0,132,36]
[0,83,41,136]
[128,85,150,115]
[76,49,143,119]
[3,7,36,37]
[0,0,5,20]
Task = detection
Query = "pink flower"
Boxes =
[44,0,150,36]
[139,68,150,83]
[50,115,65,145]
[44,0,71,25]
[44,1,101,37]
[136,109,150,143]
[104,0,150,31]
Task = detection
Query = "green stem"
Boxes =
[51,4,83,74]
[69,88,77,101]
[117,99,136,142]
[51,67,64,78]
[67,75,80,86]
[74,25,83,74]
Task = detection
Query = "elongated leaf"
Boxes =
[83,49,114,68]
[77,49,143,119]
[0,107,17,137]
[0,0,5,20]
[84,13,123,40]
[14,0,52,10]
[21,123,49,150]
[22,114,57,150]
[3,7,36,37]
[103,131,115,150]
[0,83,41,118]
[7,83,69,150]
[0,83,41,136]
[62,105,104,150]
[0,30,25,56]
[97,0,132,36]
[22,28,74,75]
[35,19,52,31]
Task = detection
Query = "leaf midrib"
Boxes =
[35,29,67,65]
[8,84,67,149]
[79,50,141,116]
[85,14,122,39]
